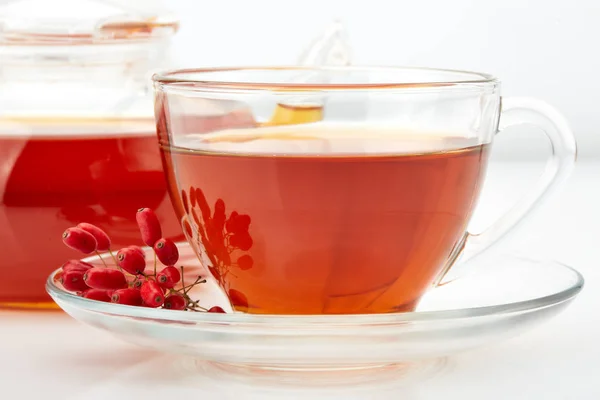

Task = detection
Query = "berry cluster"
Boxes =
[59,208,225,313]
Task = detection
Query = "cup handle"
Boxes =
[436,97,577,285]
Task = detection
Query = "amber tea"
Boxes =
[154,65,576,315]
[160,124,489,314]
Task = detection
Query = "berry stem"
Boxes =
[153,252,157,276]
[108,249,119,266]
[186,299,209,312]
[107,249,126,274]
[178,277,206,294]
[94,251,110,269]
[180,266,185,291]
[61,208,221,313]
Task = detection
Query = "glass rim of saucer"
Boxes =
[151,66,499,92]
[46,255,583,326]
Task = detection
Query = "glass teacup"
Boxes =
[153,66,576,315]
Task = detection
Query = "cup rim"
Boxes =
[152,65,499,92]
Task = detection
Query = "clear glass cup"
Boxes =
[0,0,184,309]
[153,66,576,315]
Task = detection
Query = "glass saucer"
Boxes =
[46,243,583,387]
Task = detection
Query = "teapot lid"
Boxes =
[0,0,179,122]
[0,0,178,45]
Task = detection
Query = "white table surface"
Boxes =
[2,160,599,399]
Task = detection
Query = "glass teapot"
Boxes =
[0,0,183,308]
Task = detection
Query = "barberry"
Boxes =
[140,280,165,307]
[153,238,179,266]
[163,293,187,310]
[81,289,111,302]
[111,288,143,306]
[156,266,181,289]
[116,247,146,275]
[61,269,89,292]
[83,268,127,290]
[136,208,162,246]
[77,223,111,251]
[127,245,146,259]
[62,259,93,273]
[62,228,97,254]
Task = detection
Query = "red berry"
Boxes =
[81,289,111,302]
[127,245,146,259]
[83,268,127,290]
[131,275,146,289]
[140,280,165,307]
[60,269,89,292]
[61,259,93,273]
[62,227,97,254]
[163,293,187,310]
[153,238,179,266]
[208,306,226,313]
[156,266,181,289]
[236,255,253,270]
[136,208,162,247]
[111,288,143,306]
[116,247,146,275]
[76,223,111,251]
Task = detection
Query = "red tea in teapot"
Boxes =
[0,118,183,308]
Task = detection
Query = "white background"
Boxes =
[2,1,600,399]
[168,0,600,160]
